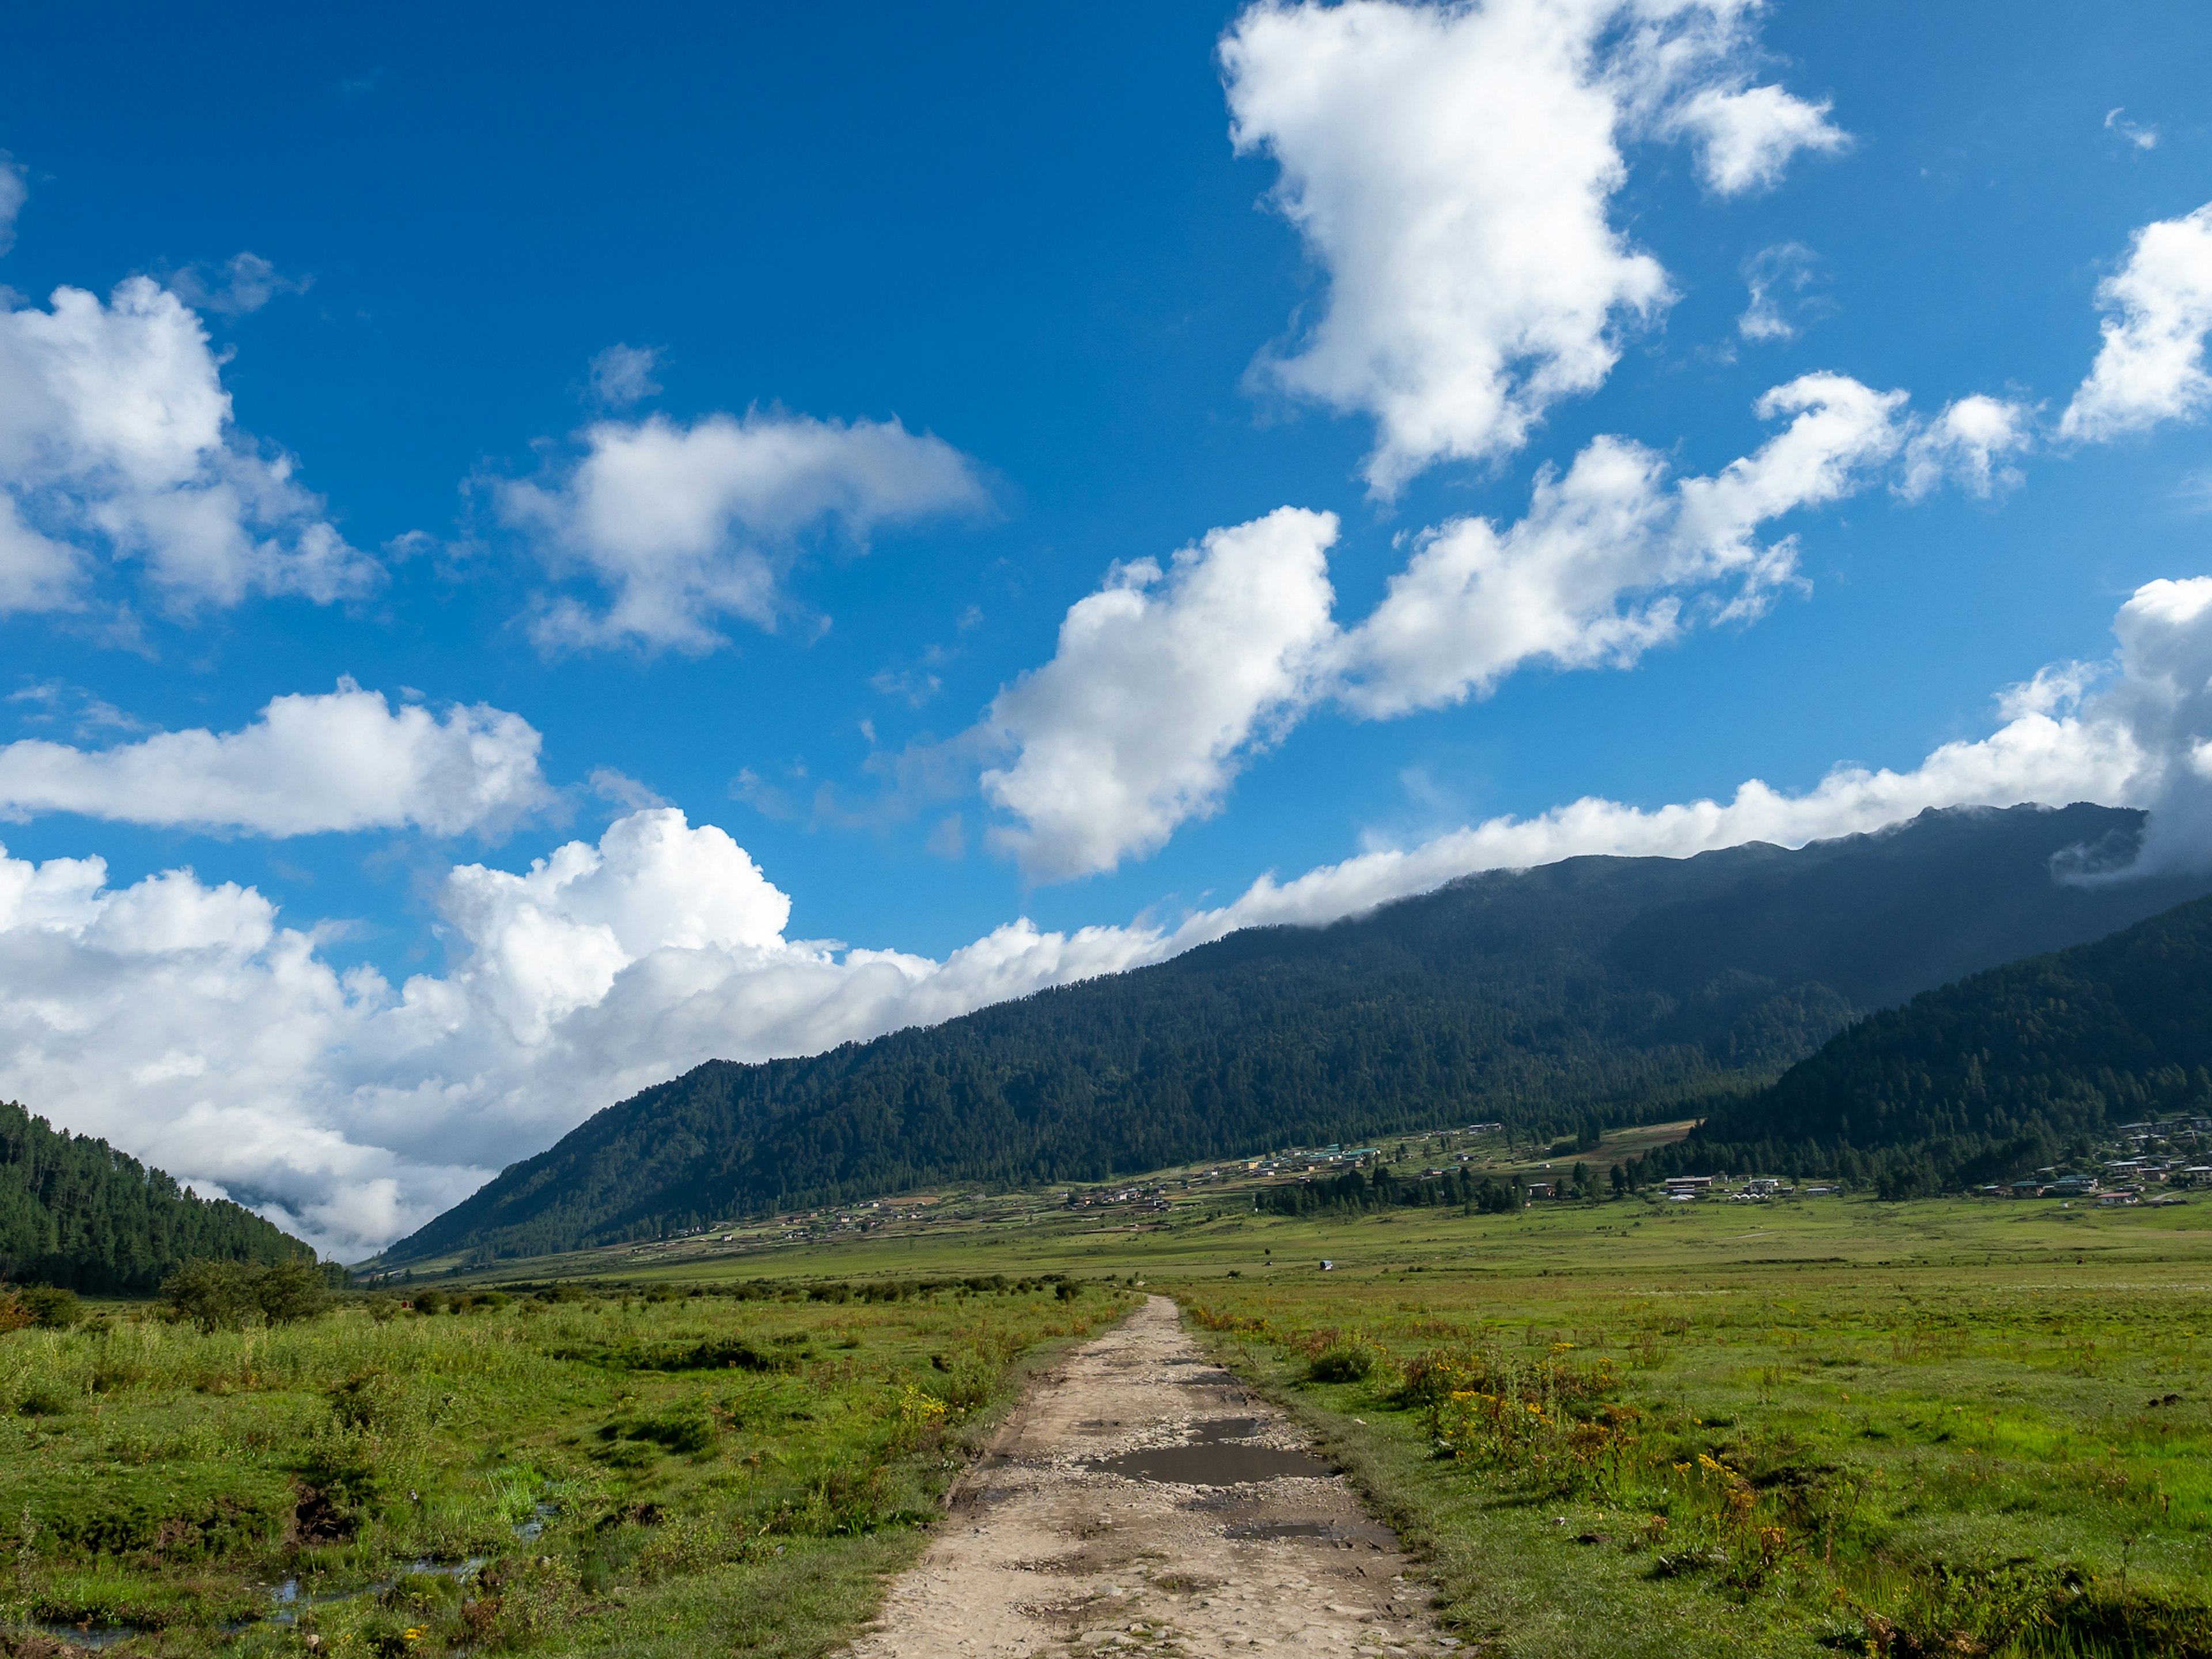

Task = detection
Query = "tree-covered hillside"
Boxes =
[1672,889,2212,1196]
[0,1101,315,1293]
[379,804,2209,1265]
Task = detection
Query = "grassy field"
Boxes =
[9,1188,2212,1656]
[0,1275,1134,1657]
[456,1188,2212,1656]
[1166,1199,2212,1658]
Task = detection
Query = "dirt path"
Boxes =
[846,1296,1456,1657]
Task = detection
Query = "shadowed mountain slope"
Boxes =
[1676,888,2212,1196]
[379,803,2209,1265]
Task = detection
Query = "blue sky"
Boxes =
[0,1,2208,1255]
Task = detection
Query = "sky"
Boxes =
[0,0,2209,1260]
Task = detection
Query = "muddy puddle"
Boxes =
[1088,1414,1336,1484]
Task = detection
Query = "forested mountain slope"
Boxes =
[1675,889,2212,1196]
[380,803,2209,1265]
[1,1101,317,1292]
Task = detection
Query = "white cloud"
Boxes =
[0,155,24,257]
[1220,0,1848,494]
[9,579,2211,1260]
[1671,82,1847,196]
[0,809,1182,1259]
[1898,395,2035,501]
[1335,371,1906,717]
[0,278,376,615]
[1176,582,2206,938]
[587,766,669,812]
[2104,107,2158,151]
[587,343,661,407]
[2060,202,2212,442]
[0,681,552,836]
[1738,241,1819,343]
[979,508,1340,880]
[166,253,312,317]
[499,409,990,653]
[972,374,1906,878]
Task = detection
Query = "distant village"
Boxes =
[610,1114,2208,1262]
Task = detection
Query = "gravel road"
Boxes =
[845,1295,1457,1657]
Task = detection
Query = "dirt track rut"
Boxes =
[846,1296,1457,1657]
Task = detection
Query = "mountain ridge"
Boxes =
[374,802,2209,1266]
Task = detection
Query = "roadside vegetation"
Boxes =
[0,1270,1127,1657]
[1175,1214,2212,1657]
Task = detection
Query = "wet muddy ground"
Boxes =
[845,1296,1457,1657]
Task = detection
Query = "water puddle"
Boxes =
[37,1504,536,1645]
[514,1501,560,1543]
[267,1558,486,1625]
[36,1625,141,1650]
[1224,1520,1345,1540]
[1090,1417,1335,1485]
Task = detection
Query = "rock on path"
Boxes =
[846,1296,1455,1657]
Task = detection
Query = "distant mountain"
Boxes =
[377,803,2210,1266]
[1670,889,2212,1196]
[1,1101,317,1293]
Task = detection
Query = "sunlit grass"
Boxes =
[0,1277,1132,1656]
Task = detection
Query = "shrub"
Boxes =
[1307,1338,1394,1385]
[17,1286,81,1329]
[161,1257,332,1331]
[161,1260,260,1332]
[257,1259,335,1325]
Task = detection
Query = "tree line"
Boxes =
[0,1101,315,1293]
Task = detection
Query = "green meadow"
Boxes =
[6,1188,2212,1656]
[1171,1199,2212,1657]
[0,1275,1134,1658]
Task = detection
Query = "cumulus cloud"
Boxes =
[1898,395,2035,501]
[0,278,376,615]
[1336,371,1906,716]
[1221,0,1848,494]
[0,809,1179,1258]
[587,343,661,407]
[2060,202,2212,442]
[979,507,1340,880]
[974,373,1914,878]
[499,409,989,653]
[0,681,551,836]
[14,578,2212,1258]
[1671,82,1847,196]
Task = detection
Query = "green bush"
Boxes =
[1306,1338,1393,1385]
[17,1285,81,1328]
[160,1257,332,1331]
